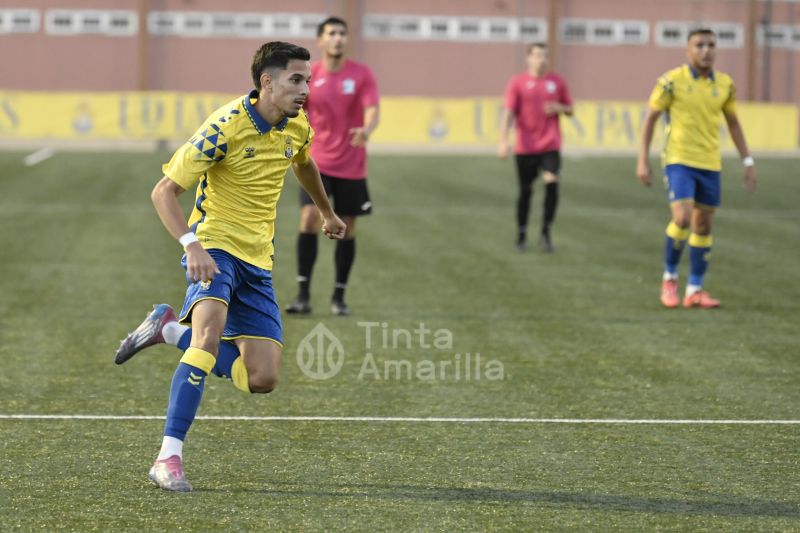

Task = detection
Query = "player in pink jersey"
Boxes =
[498,43,573,253]
[286,16,380,316]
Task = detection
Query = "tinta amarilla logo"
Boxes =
[296,323,345,380]
[295,321,505,382]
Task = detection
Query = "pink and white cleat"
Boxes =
[148,455,193,492]
[660,279,680,308]
[114,304,177,364]
[683,290,721,309]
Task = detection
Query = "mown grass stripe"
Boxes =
[2,414,800,424]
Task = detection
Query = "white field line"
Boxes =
[0,414,799,425]
[23,147,55,166]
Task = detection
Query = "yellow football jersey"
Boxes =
[648,65,737,171]
[163,90,313,270]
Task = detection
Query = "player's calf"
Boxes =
[236,339,282,393]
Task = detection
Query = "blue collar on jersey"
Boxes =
[688,64,715,81]
[243,90,289,135]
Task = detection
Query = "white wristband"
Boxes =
[179,232,198,249]
[742,156,755,167]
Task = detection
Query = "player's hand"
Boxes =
[544,102,562,116]
[322,214,347,240]
[184,242,221,283]
[497,141,510,159]
[743,165,757,193]
[636,159,653,187]
[349,127,369,147]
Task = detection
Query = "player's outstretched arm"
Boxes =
[292,159,346,239]
[151,177,220,281]
[636,109,662,187]
[497,108,514,159]
[724,112,757,193]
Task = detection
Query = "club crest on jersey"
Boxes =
[342,78,356,94]
[284,137,293,159]
[243,146,255,158]
[546,80,557,93]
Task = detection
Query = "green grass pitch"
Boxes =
[0,151,798,530]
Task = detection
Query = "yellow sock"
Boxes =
[180,347,216,374]
[666,221,690,241]
[231,357,250,393]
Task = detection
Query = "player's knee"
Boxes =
[693,212,714,234]
[342,217,357,239]
[693,221,712,235]
[299,207,320,233]
[672,214,691,229]
[248,372,278,394]
[191,327,221,353]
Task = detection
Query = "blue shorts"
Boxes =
[664,164,721,207]
[178,249,283,346]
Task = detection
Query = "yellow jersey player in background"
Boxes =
[637,28,757,309]
[114,41,346,492]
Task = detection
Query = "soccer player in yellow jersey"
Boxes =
[113,42,346,492]
[637,28,757,309]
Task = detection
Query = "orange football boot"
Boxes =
[682,290,721,309]
[660,279,680,308]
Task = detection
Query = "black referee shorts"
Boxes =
[299,173,372,217]
[514,151,561,186]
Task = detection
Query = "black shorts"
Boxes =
[299,173,372,217]
[515,151,561,186]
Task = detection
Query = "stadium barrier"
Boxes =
[0,91,796,152]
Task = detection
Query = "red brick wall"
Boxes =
[0,0,797,104]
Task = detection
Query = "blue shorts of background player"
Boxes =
[179,248,283,346]
[664,164,721,207]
